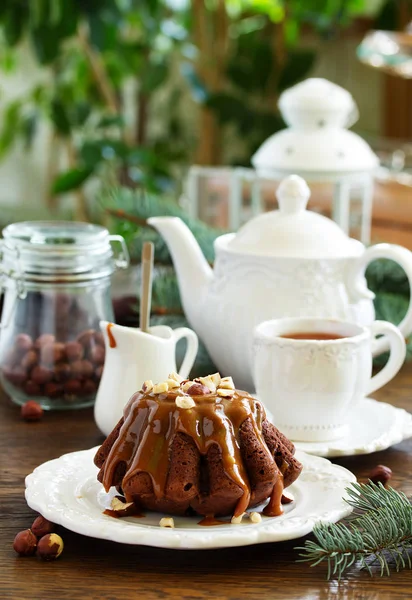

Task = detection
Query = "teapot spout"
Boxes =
[147,216,213,326]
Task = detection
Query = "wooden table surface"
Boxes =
[2,366,412,600]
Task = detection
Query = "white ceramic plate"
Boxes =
[290,398,412,458]
[25,447,355,550]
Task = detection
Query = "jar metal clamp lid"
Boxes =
[0,221,130,327]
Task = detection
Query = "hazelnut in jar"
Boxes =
[0,222,129,409]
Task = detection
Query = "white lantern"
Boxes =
[185,78,379,244]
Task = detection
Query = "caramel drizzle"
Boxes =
[101,390,281,518]
[106,323,117,348]
[263,474,284,517]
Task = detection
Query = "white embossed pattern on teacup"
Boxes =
[253,318,406,443]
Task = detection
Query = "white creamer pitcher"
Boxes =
[94,321,198,436]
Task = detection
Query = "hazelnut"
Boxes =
[13,529,37,556]
[36,533,64,560]
[89,345,105,366]
[94,365,104,381]
[31,365,53,385]
[54,362,71,382]
[44,382,64,398]
[40,342,65,366]
[24,380,42,396]
[21,400,43,422]
[186,383,211,396]
[142,380,153,392]
[110,497,138,517]
[94,331,104,346]
[153,382,169,394]
[368,465,392,486]
[165,378,180,389]
[210,372,221,387]
[4,366,27,386]
[182,381,195,392]
[77,329,95,347]
[34,334,55,349]
[15,334,33,353]
[175,396,196,409]
[219,376,235,390]
[249,512,262,524]
[159,517,174,528]
[168,372,184,384]
[197,376,216,393]
[65,341,84,362]
[82,379,97,396]
[21,350,38,370]
[231,513,244,524]
[71,359,93,379]
[63,379,82,396]
[217,388,234,398]
[70,360,83,378]
[31,516,54,538]
[82,359,94,378]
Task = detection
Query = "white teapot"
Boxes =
[149,175,412,390]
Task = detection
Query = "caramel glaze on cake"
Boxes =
[94,385,302,519]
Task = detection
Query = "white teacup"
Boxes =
[253,318,406,442]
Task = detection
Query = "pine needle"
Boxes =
[295,482,412,580]
[102,186,224,264]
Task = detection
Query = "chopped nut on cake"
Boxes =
[159,517,175,528]
[231,513,244,525]
[249,512,262,524]
[176,396,196,409]
[153,382,169,394]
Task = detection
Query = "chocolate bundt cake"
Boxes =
[94,373,302,519]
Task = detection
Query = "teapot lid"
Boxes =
[225,175,363,258]
[278,78,355,123]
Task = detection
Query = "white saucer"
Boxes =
[290,398,412,458]
[25,447,355,550]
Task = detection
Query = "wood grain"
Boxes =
[2,367,412,600]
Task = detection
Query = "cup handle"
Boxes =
[172,328,199,379]
[347,243,412,356]
[367,321,406,396]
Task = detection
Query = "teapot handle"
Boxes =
[347,243,412,356]
[172,327,199,378]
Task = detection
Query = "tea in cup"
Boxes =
[253,318,406,442]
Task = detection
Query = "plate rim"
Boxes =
[25,447,356,550]
[275,397,412,458]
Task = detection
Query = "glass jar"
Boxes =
[0,221,129,410]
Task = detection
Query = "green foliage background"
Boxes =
[0,0,382,211]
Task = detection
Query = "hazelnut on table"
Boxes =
[37,533,64,560]
[31,516,54,538]
[368,465,392,486]
[13,529,37,556]
[21,401,43,422]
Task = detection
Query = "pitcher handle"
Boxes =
[367,321,406,396]
[347,243,412,355]
[172,327,199,378]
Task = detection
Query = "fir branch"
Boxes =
[105,207,151,229]
[296,482,412,580]
[102,186,224,264]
